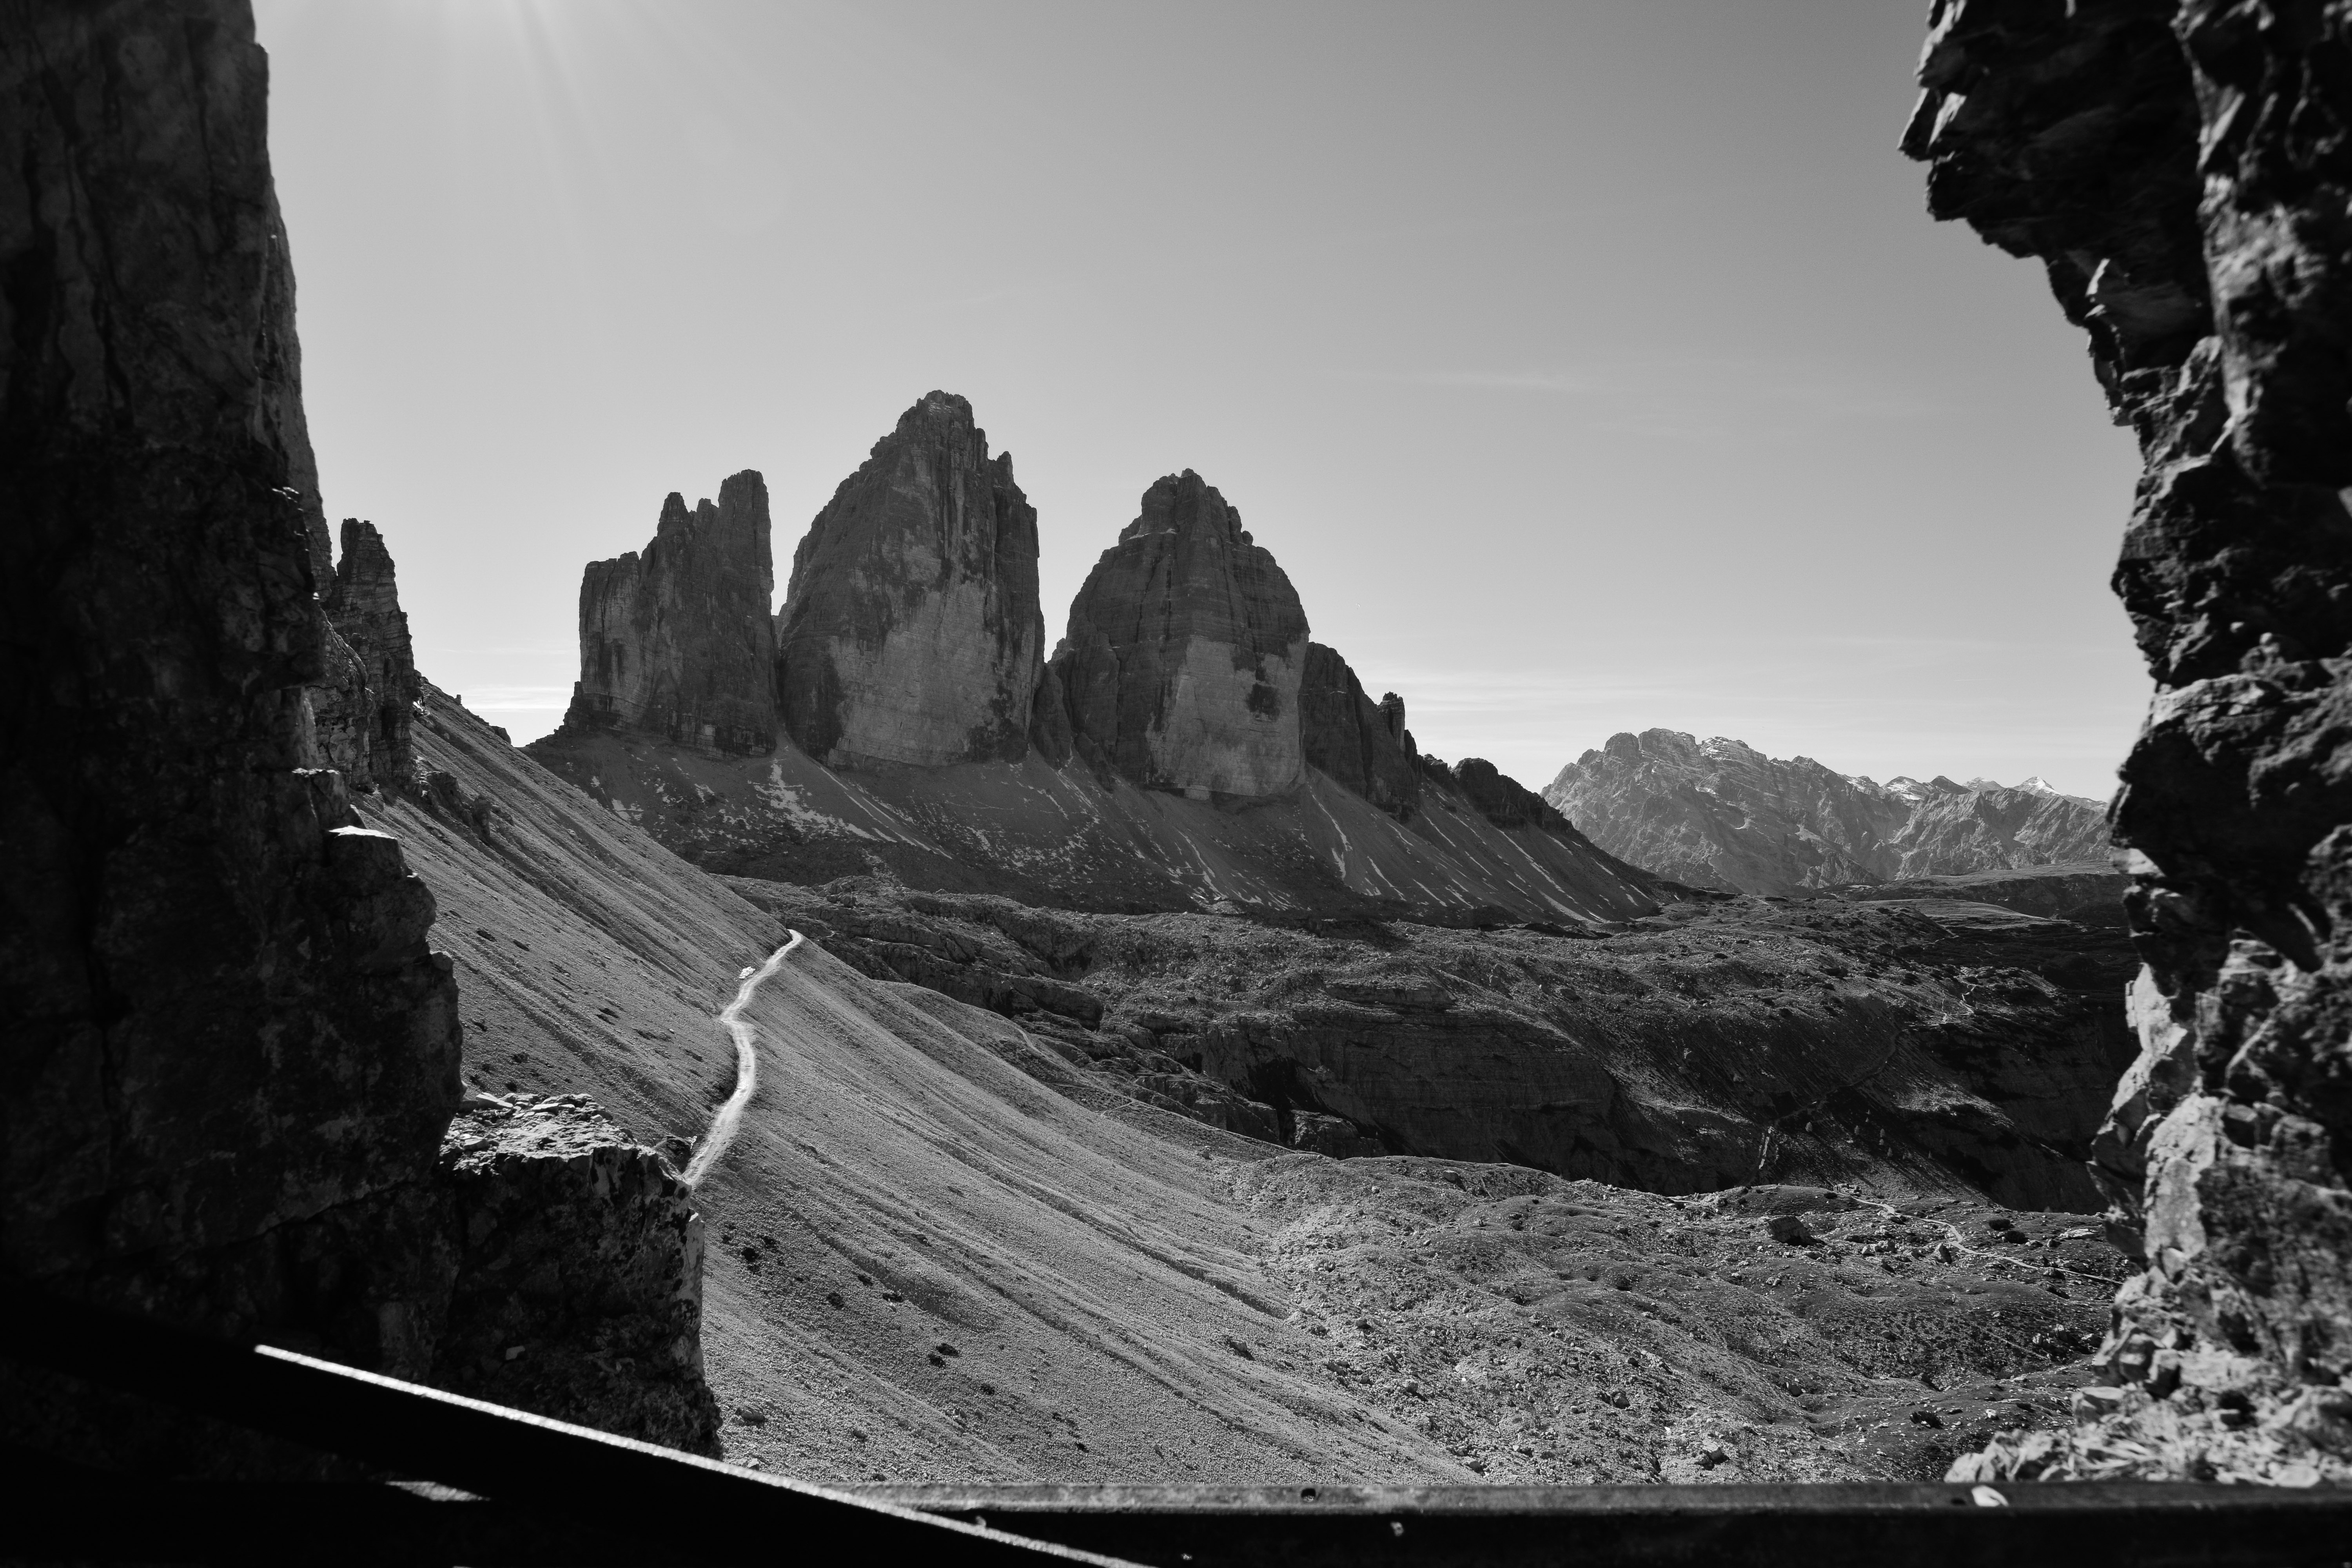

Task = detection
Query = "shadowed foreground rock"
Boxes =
[565,472,777,755]
[434,1096,721,1453]
[1907,0,2352,1484]
[0,0,463,1467]
[775,393,1043,767]
[0,0,718,1472]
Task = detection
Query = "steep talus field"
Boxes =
[385,685,2125,1482]
[1546,729,2114,898]
[726,880,2137,1212]
[528,724,1656,924]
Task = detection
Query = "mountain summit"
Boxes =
[1544,729,2110,896]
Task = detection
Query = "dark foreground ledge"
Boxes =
[5,1290,2344,1566]
[865,1481,2350,1568]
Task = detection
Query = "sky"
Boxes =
[251,0,2151,802]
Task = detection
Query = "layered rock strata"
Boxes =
[1908,0,2352,1480]
[313,518,421,792]
[566,474,776,755]
[0,0,463,1459]
[775,394,1042,767]
[1300,643,1421,818]
[1548,729,2112,895]
[1052,471,1310,799]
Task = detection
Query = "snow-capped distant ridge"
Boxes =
[1543,728,2113,895]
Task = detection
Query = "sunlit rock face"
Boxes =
[1907,0,2352,1478]
[566,473,776,755]
[775,392,1043,768]
[1053,471,1310,799]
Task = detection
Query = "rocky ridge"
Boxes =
[775,393,1042,768]
[1908,0,2352,1483]
[1547,729,2113,897]
[1299,643,1421,819]
[530,721,1662,925]
[537,434,1656,926]
[567,472,777,755]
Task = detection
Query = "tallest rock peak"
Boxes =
[775,393,1044,768]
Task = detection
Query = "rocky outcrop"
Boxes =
[433,1096,720,1454]
[313,518,420,792]
[1299,643,1420,817]
[1052,471,1310,799]
[0,0,464,1461]
[1907,0,2352,1481]
[775,393,1042,767]
[564,474,776,755]
[1547,730,2111,895]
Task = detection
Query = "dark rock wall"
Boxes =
[567,473,776,755]
[0,0,463,1417]
[1908,0,2352,1428]
[1300,642,1421,817]
[1053,470,1312,799]
[775,392,1042,767]
[0,0,720,1470]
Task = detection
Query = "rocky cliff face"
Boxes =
[1052,471,1310,799]
[0,0,719,1472]
[0,0,465,1458]
[1299,642,1420,818]
[1547,729,2111,895]
[433,1096,720,1452]
[313,518,420,793]
[775,393,1042,767]
[566,474,776,755]
[1909,0,2352,1482]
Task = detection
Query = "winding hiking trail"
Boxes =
[684,929,802,1187]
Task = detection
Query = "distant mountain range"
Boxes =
[1544,729,2112,897]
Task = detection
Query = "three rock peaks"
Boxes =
[559,390,1423,814]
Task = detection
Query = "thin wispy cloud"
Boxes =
[1372,357,1942,432]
